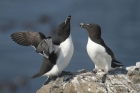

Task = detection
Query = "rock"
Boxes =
[37,65,140,93]
[136,62,140,68]
[126,66,136,71]
[127,63,140,84]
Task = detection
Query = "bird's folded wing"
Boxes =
[100,38,123,65]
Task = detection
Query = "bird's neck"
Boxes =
[52,32,70,45]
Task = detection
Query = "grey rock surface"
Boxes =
[37,63,140,93]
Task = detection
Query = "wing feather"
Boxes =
[11,31,46,48]
[31,57,54,78]
[36,37,53,57]
[99,38,123,67]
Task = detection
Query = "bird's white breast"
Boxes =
[57,35,74,70]
[44,35,74,76]
[86,37,112,71]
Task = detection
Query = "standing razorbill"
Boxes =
[80,23,122,73]
[11,16,74,84]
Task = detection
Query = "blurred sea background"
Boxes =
[0,0,140,93]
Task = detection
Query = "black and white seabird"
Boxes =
[80,23,123,73]
[11,16,74,84]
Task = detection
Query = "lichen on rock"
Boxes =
[37,62,140,93]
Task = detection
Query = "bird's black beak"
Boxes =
[80,23,91,28]
[79,23,86,28]
[65,15,71,24]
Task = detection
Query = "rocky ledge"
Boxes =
[37,62,140,93]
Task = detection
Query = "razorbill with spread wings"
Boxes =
[80,23,122,73]
[11,16,74,84]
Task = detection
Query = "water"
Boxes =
[0,0,140,93]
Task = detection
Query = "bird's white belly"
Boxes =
[44,35,74,76]
[57,35,74,73]
[86,37,111,71]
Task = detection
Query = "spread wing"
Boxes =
[11,31,60,78]
[11,31,56,57]
[11,31,46,48]
[32,51,58,78]
[31,56,55,78]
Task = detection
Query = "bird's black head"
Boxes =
[80,23,101,39]
[57,15,71,37]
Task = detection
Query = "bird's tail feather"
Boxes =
[111,61,123,68]
[113,60,122,63]
[31,73,43,79]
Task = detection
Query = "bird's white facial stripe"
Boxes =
[86,24,92,27]
[65,16,70,24]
